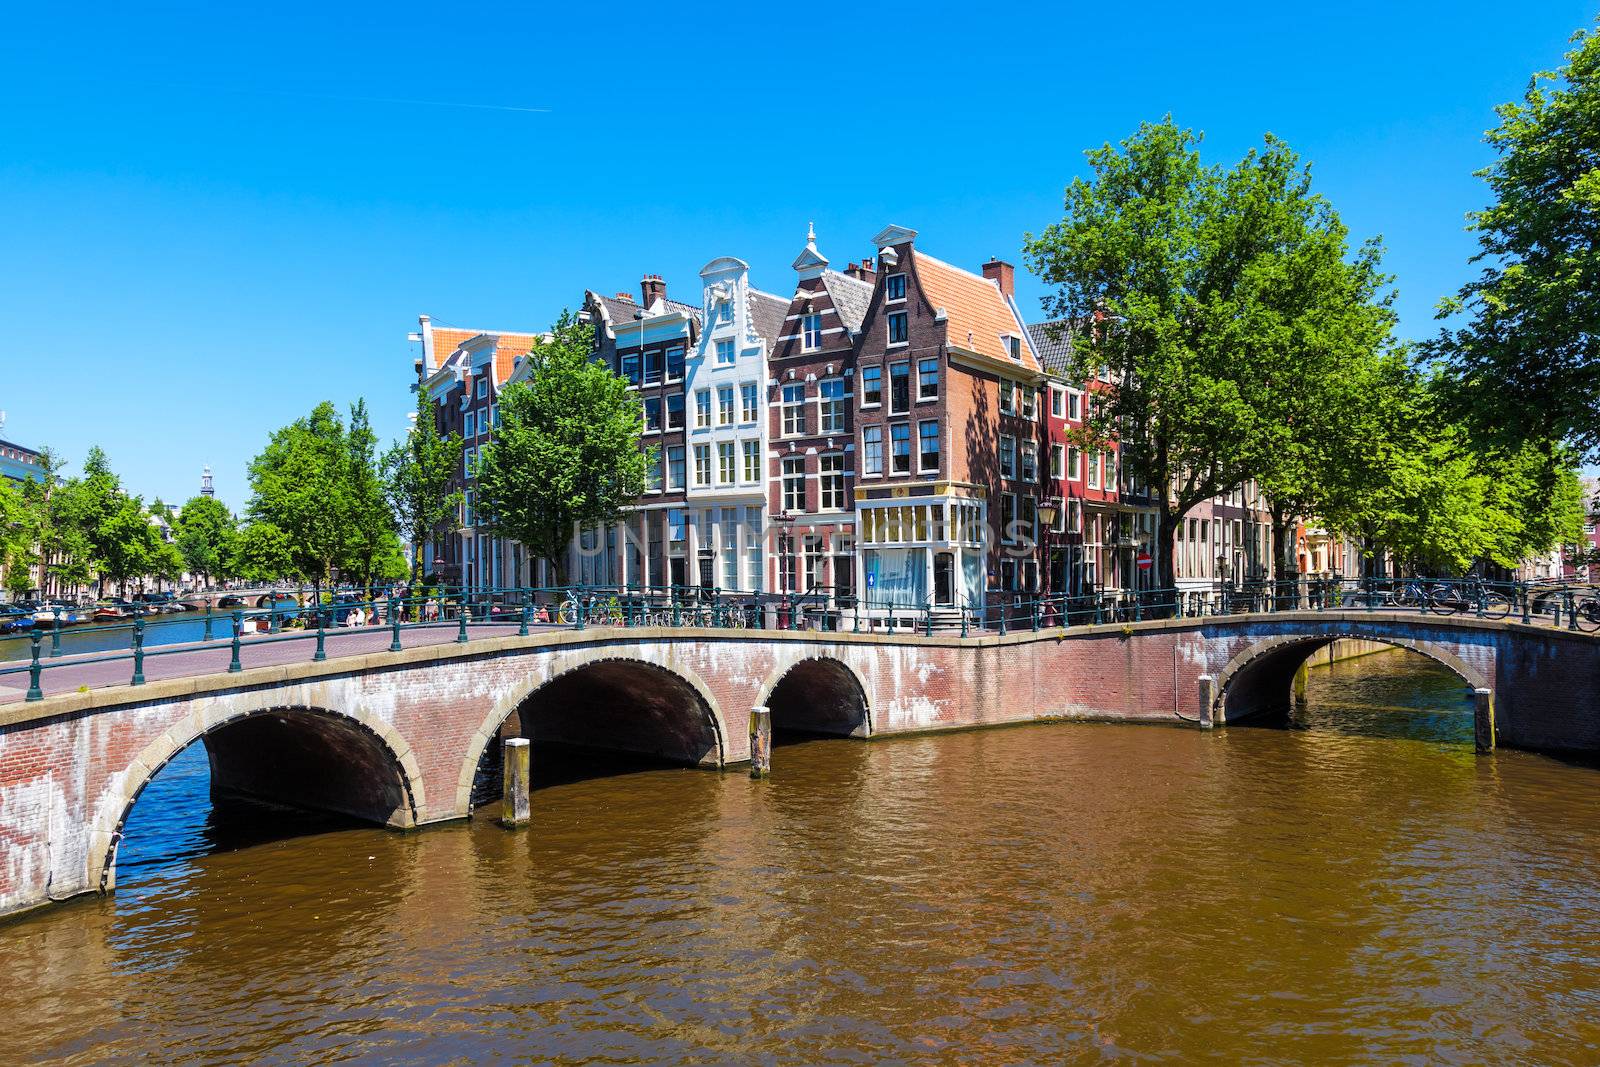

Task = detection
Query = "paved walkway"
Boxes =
[0,621,553,704]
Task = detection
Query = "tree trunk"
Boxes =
[1157,507,1181,595]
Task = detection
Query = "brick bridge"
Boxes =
[2,612,1596,918]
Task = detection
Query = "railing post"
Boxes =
[519,600,530,637]
[26,630,43,702]
[998,601,1008,637]
[131,615,146,686]
[203,598,214,641]
[925,601,934,638]
[49,606,62,659]
[853,601,861,634]
[1134,593,1143,622]
[576,594,587,631]
[1476,585,1486,618]
[1032,596,1041,632]
[389,597,403,652]
[314,603,328,661]
[1520,584,1532,625]
[1175,591,1185,619]
[269,594,281,634]
[228,611,243,673]
[961,601,969,638]
[1568,590,1580,632]
[457,591,471,643]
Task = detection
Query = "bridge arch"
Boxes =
[1213,631,1489,726]
[457,650,729,811]
[757,655,872,738]
[89,700,425,894]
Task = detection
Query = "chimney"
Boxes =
[982,257,1015,298]
[846,259,877,286]
[615,292,634,303]
[640,274,666,306]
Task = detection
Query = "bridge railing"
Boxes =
[3,578,1596,703]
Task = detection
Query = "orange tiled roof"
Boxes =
[914,253,1040,371]
[434,327,540,385]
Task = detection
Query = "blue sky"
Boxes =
[2,1,1593,508]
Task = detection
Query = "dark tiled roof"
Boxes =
[820,270,873,332]
[748,288,789,349]
[590,292,701,333]
[1027,318,1077,377]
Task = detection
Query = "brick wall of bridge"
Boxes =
[1,614,1595,918]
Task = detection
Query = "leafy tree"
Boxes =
[1430,23,1600,463]
[1024,119,1394,590]
[382,383,464,583]
[342,399,398,592]
[247,402,355,591]
[230,522,295,583]
[0,477,37,597]
[474,311,651,585]
[174,495,237,588]
[96,494,162,595]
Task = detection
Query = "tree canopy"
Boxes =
[382,383,464,582]
[474,311,651,585]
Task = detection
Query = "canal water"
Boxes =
[7,648,1600,1064]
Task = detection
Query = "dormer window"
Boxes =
[802,313,823,351]
[717,300,733,325]
[886,273,907,302]
[1005,335,1022,360]
[716,339,735,365]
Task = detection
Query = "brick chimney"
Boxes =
[640,274,666,306]
[982,257,1015,298]
[846,259,877,285]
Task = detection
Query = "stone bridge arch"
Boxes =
[457,648,730,811]
[1211,629,1490,729]
[88,698,425,895]
[757,653,873,739]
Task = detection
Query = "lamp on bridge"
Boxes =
[1036,498,1061,596]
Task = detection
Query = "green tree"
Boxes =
[1024,119,1395,590]
[1430,23,1600,463]
[247,402,354,592]
[474,311,651,585]
[0,477,38,597]
[341,399,399,592]
[230,522,295,583]
[382,384,464,583]
[96,494,162,595]
[174,495,237,588]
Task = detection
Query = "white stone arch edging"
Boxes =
[453,644,732,815]
[87,686,427,894]
[753,648,875,738]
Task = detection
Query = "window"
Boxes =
[743,439,761,482]
[666,392,685,430]
[668,445,685,489]
[782,456,806,512]
[694,444,712,486]
[647,451,663,491]
[491,404,500,428]
[802,313,823,350]
[621,352,641,385]
[716,339,734,365]
[918,357,939,400]
[781,383,805,436]
[1068,499,1082,534]
[1067,391,1080,420]
[665,345,685,382]
[1051,387,1064,418]
[669,508,687,547]
[695,388,712,428]
[891,424,911,474]
[918,420,940,471]
[464,447,476,477]
[464,410,476,438]
[1051,444,1064,480]
[1022,386,1036,421]
[889,362,910,413]
[820,378,846,433]
[477,378,488,398]
[718,385,734,426]
[463,490,473,527]
[1068,446,1081,481]
[1087,450,1101,489]
[863,426,883,475]
[644,348,662,385]
[861,365,882,407]
[886,273,907,301]
[1021,441,1037,483]
[1000,435,1016,479]
[819,454,845,511]
[718,441,736,484]
[1000,379,1016,415]
[644,396,662,432]
[1001,493,1018,543]
[745,507,763,592]
[888,311,908,345]
[740,382,758,423]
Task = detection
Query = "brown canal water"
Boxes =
[7,648,1600,1065]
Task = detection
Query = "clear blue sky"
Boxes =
[2,1,1593,509]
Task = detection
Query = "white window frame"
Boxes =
[862,425,883,477]
[695,388,712,429]
[887,310,909,346]
[781,383,805,437]
[716,338,735,365]
[802,313,823,351]
[885,273,907,302]
[917,419,940,474]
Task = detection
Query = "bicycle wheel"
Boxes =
[1426,590,1463,616]
[1482,592,1512,620]
[556,602,576,625]
[1576,597,1600,633]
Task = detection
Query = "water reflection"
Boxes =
[6,652,1600,1064]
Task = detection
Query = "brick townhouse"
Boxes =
[412,316,542,592]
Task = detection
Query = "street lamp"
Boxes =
[1036,498,1061,596]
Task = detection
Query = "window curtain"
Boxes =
[865,548,926,609]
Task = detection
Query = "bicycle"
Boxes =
[1570,590,1600,633]
[1426,579,1513,619]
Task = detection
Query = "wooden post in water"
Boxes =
[501,737,531,828]
[749,705,772,778]
[1197,674,1216,729]
[1474,688,1496,754]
